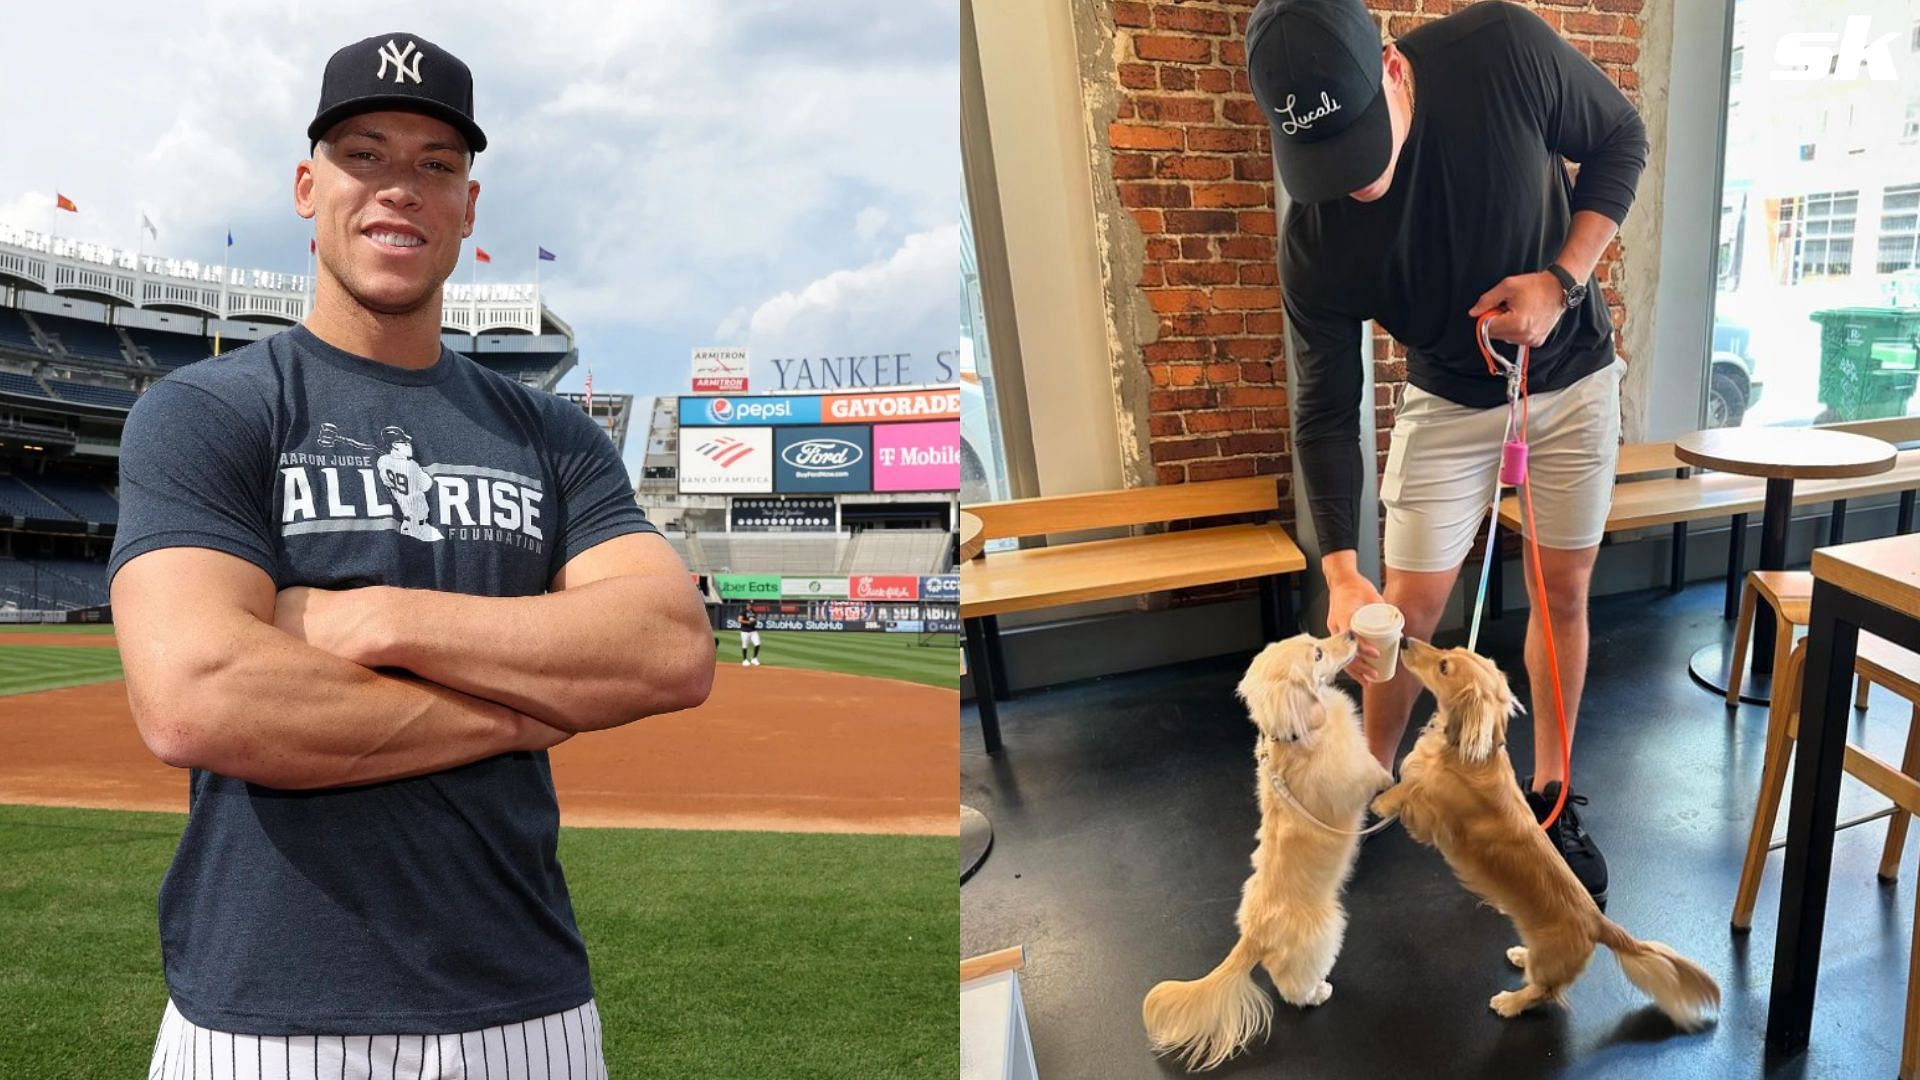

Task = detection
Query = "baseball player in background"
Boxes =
[739,608,762,666]
[109,32,713,1078]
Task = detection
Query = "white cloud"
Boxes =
[743,225,960,390]
[855,207,890,242]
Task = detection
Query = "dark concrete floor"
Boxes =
[961,582,1920,1079]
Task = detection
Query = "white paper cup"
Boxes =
[1350,603,1405,681]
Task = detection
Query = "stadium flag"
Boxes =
[584,368,593,415]
[226,229,234,248]
[55,193,77,213]
[309,237,316,254]
[141,213,157,240]
[475,248,491,263]
[538,247,556,261]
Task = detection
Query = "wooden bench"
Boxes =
[1492,417,1920,619]
[959,476,1306,753]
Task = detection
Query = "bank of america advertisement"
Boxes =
[679,426,774,493]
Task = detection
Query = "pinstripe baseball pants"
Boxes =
[147,998,606,1079]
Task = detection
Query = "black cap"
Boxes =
[308,34,487,154]
[1246,0,1390,204]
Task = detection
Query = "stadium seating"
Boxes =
[843,529,952,574]
[0,475,77,522]
[122,326,211,369]
[24,475,118,524]
[665,528,953,576]
[0,309,45,355]
[0,370,55,401]
[467,352,568,380]
[44,380,138,409]
[0,556,108,610]
[34,313,133,365]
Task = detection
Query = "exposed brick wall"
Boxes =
[1105,0,1647,517]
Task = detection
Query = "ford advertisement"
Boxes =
[773,425,871,493]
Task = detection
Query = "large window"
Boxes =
[1709,1,1920,429]
[960,177,1012,507]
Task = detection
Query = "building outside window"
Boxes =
[1709,0,1920,428]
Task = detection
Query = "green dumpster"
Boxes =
[1810,307,1920,421]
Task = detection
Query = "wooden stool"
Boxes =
[1726,570,1813,707]
[1727,568,1879,713]
[1731,634,1920,1078]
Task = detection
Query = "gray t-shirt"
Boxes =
[106,324,657,1035]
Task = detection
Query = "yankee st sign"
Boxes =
[769,350,958,391]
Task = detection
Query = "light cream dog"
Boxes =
[1372,638,1720,1028]
[1142,632,1395,1070]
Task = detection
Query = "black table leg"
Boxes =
[1900,490,1915,534]
[982,615,1011,701]
[964,618,1003,755]
[1670,522,1688,593]
[1767,580,1861,1051]
[1725,512,1749,622]
[1753,479,1796,676]
[1827,500,1847,546]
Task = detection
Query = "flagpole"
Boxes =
[305,238,314,319]
[134,210,145,311]
[216,227,229,356]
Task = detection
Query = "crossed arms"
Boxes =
[111,532,715,791]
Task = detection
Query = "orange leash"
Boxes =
[1474,309,1571,832]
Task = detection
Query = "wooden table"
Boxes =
[1676,428,1895,704]
[960,510,985,562]
[1769,534,1920,1051]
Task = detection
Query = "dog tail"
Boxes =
[1596,918,1721,1031]
[1142,934,1272,1071]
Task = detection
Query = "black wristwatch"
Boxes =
[1546,263,1587,310]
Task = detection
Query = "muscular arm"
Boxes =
[114,547,569,791]
[278,531,715,733]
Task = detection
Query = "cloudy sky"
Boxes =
[0,0,958,477]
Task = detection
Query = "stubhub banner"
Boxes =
[920,575,959,601]
[680,395,822,427]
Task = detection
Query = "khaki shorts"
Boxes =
[1381,359,1624,573]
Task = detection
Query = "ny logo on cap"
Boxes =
[376,39,424,85]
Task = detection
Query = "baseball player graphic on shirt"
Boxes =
[375,426,443,541]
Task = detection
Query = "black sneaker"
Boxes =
[1525,780,1609,907]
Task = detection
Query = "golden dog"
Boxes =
[1143,632,1395,1070]
[1372,638,1720,1028]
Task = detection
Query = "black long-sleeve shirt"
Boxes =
[1278,1,1648,554]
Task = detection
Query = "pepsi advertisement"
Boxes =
[774,425,871,493]
[679,395,822,427]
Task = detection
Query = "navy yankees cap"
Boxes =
[308,33,487,154]
[1246,0,1391,203]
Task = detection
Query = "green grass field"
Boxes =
[0,805,957,1078]
[0,624,116,634]
[0,644,124,696]
[716,628,959,690]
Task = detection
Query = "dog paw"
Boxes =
[1489,990,1531,1018]
[1506,946,1528,969]
[1306,981,1332,1007]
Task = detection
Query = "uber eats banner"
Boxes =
[715,574,781,600]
